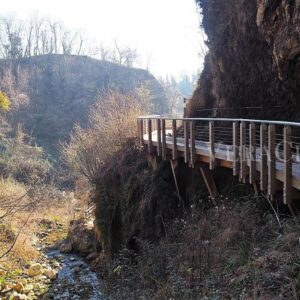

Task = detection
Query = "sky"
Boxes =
[1,0,206,78]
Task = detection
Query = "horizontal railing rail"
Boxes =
[138,115,300,128]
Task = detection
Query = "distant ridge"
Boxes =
[0,54,168,157]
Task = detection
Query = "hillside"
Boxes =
[1,2,300,300]
[189,0,300,119]
[0,54,168,157]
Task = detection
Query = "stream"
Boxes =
[44,249,104,300]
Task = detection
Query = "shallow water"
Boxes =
[46,249,104,300]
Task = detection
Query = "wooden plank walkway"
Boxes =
[138,116,300,205]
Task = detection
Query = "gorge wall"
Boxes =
[189,0,300,120]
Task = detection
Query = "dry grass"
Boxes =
[93,193,300,300]
[0,178,85,271]
[0,178,27,202]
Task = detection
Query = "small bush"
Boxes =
[62,89,145,183]
[0,126,52,183]
[0,91,10,111]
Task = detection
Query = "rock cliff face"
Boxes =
[189,0,300,120]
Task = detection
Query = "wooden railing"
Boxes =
[137,115,300,205]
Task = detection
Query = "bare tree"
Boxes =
[0,16,23,59]
[113,40,138,67]
[159,76,182,114]
[49,20,59,54]
[92,41,139,67]
[99,44,110,61]
[0,14,87,59]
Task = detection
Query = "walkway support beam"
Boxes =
[198,163,218,206]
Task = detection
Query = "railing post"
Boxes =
[190,121,195,167]
[161,119,166,160]
[249,123,257,184]
[138,119,144,144]
[172,119,177,160]
[156,119,162,157]
[209,121,215,170]
[240,121,247,182]
[268,124,276,198]
[260,124,268,191]
[184,120,189,164]
[147,119,152,154]
[137,119,140,140]
[283,126,292,205]
[233,122,239,176]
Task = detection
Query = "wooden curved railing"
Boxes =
[137,115,300,205]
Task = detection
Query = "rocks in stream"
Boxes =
[60,220,95,256]
[43,250,103,300]
[0,217,103,300]
[42,269,57,280]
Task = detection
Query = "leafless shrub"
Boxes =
[62,88,147,183]
[0,125,52,184]
[0,66,30,110]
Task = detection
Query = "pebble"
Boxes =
[43,269,57,280]
[12,293,27,300]
[12,282,24,293]
[28,264,42,277]
[22,284,34,294]
[0,286,12,294]
[72,267,80,274]
[17,279,28,286]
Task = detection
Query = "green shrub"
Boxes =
[0,92,10,111]
[0,127,52,183]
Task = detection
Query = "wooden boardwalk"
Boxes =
[137,115,300,206]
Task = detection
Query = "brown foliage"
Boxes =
[62,89,145,183]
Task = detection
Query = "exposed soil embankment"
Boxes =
[88,1,300,297]
[189,0,300,120]
[91,145,300,298]
[92,141,225,254]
